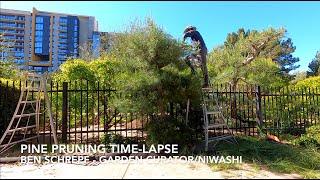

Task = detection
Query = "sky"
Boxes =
[2,1,320,72]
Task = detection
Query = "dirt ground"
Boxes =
[0,160,301,179]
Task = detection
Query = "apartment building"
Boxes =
[0,7,100,73]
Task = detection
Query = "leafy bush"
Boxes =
[102,133,140,149]
[293,125,320,148]
[0,78,21,136]
[294,76,320,90]
[145,115,200,154]
[107,18,203,115]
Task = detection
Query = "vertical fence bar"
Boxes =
[62,82,68,144]
[86,80,89,144]
[48,80,52,143]
[74,81,77,144]
[286,86,291,132]
[97,81,100,142]
[293,86,298,132]
[250,85,254,135]
[273,87,277,135]
[306,87,310,127]
[302,87,305,131]
[80,80,83,143]
[310,87,314,125]
[262,87,266,134]
[103,86,106,140]
[241,85,245,135]
[5,81,8,132]
[298,87,302,131]
[246,85,250,135]
[68,81,71,142]
[255,86,263,134]
[317,87,319,125]
[91,81,94,143]
[0,81,3,135]
[55,82,59,141]
[278,86,284,137]
[268,87,272,134]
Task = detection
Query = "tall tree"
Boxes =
[307,51,320,76]
[275,38,300,79]
[208,27,287,89]
[223,29,300,80]
[208,28,287,120]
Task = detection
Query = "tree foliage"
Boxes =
[0,33,19,78]
[107,18,202,115]
[208,28,288,89]
[307,51,320,77]
[275,38,300,79]
[293,76,320,89]
[53,18,202,118]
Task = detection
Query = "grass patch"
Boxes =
[209,136,320,179]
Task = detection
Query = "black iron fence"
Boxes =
[0,80,319,144]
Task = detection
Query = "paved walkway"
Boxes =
[0,160,222,179]
[0,160,301,179]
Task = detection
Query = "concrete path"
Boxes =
[0,160,302,179]
[0,160,223,179]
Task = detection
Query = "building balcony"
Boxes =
[15,38,25,42]
[0,18,25,23]
[58,41,68,44]
[0,37,16,41]
[59,34,67,38]
[58,46,68,50]
[59,22,67,26]
[0,25,25,30]
[59,28,67,32]
[14,44,24,47]
[0,31,25,36]
[28,61,52,67]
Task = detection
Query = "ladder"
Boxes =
[201,87,237,151]
[0,72,58,154]
[182,46,236,151]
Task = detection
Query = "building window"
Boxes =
[36,16,43,23]
[35,47,42,53]
[36,23,43,30]
[59,17,67,24]
[35,42,42,48]
[35,36,42,41]
[17,16,25,21]
[35,31,43,36]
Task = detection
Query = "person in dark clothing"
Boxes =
[183,25,209,87]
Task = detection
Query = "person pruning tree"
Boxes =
[183,25,209,87]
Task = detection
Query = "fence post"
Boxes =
[62,82,68,143]
[255,86,263,131]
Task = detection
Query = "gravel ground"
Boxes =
[0,159,302,179]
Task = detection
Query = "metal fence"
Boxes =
[0,80,319,144]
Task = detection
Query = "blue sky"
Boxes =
[2,1,320,72]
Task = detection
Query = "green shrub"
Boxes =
[293,125,320,148]
[107,18,203,115]
[102,132,140,146]
[0,78,22,136]
[102,133,125,144]
[145,115,200,154]
[294,76,320,90]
